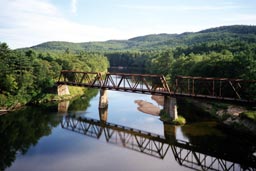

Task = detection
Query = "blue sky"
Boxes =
[0,0,256,49]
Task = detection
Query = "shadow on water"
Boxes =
[0,107,59,171]
[61,108,256,171]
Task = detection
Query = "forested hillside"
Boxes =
[26,25,256,52]
[0,43,109,108]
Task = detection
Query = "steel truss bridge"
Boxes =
[57,70,256,104]
[61,115,256,171]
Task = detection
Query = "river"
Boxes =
[1,89,256,171]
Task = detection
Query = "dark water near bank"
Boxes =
[1,89,256,171]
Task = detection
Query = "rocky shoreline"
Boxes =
[135,95,256,136]
[185,99,256,136]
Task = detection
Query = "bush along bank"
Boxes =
[30,86,88,104]
[217,107,256,136]
[159,109,186,125]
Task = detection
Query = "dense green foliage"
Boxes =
[240,111,256,122]
[151,42,256,80]
[0,43,109,108]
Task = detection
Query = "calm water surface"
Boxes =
[1,90,256,171]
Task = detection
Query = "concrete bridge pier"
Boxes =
[57,85,70,96]
[163,96,178,120]
[99,89,108,109]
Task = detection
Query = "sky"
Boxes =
[0,0,256,49]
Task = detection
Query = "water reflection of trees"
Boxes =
[68,89,98,111]
[61,115,256,171]
[0,107,59,171]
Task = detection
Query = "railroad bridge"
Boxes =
[57,70,256,119]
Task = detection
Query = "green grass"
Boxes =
[240,111,256,121]
[68,86,86,96]
[172,116,186,125]
[159,110,186,125]
[31,86,88,104]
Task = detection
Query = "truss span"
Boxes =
[57,70,256,104]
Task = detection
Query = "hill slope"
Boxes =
[27,25,256,53]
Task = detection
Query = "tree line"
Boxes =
[0,42,109,108]
[104,41,256,82]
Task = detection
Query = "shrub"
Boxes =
[173,116,186,125]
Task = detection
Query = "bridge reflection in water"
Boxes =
[61,111,256,171]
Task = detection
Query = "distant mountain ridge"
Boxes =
[27,25,256,53]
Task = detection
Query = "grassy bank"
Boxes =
[159,109,186,125]
[31,86,88,104]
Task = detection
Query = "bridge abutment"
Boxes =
[99,89,108,109]
[163,96,178,120]
[57,85,70,96]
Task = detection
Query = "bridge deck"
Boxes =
[57,70,256,104]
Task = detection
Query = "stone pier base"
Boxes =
[164,96,178,120]
[57,85,70,96]
[99,89,108,109]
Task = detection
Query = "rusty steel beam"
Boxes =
[175,75,256,83]
[57,70,103,87]
[174,75,256,103]
[56,70,256,104]
[101,72,170,94]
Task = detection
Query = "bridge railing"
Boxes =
[58,70,103,88]
[101,73,171,95]
[174,76,256,103]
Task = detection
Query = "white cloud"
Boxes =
[118,4,239,12]
[223,14,256,23]
[71,0,77,14]
[0,0,128,49]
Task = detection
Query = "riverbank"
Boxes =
[31,86,87,104]
[182,99,256,136]
[0,86,88,115]
[147,96,256,135]
[0,110,8,115]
